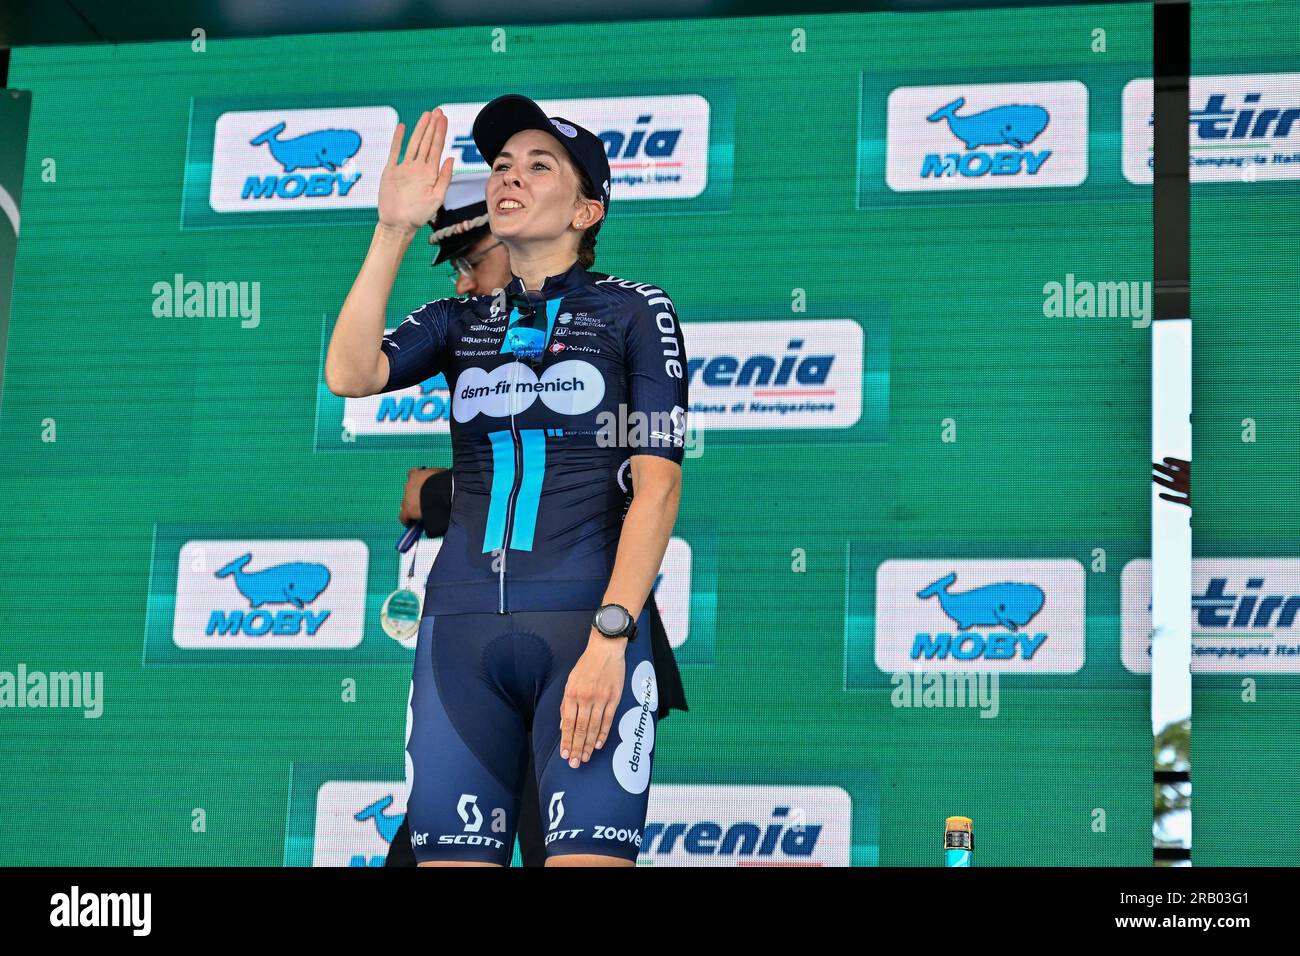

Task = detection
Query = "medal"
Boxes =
[382,525,425,648]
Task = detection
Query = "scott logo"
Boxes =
[457,794,483,832]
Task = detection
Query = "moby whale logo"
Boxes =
[207,105,399,214]
[916,572,1045,631]
[216,553,331,609]
[250,121,362,172]
[167,539,369,653]
[874,559,1085,674]
[353,794,404,843]
[926,98,1050,150]
[884,80,1088,192]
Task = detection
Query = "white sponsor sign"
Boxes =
[685,320,862,430]
[438,94,711,201]
[312,781,408,867]
[886,80,1089,192]
[210,106,398,212]
[173,539,367,649]
[1123,73,1300,184]
[874,559,1086,673]
[642,784,852,866]
[1122,558,1300,673]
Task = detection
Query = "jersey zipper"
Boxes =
[498,356,524,613]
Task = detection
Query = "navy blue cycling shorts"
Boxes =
[404,607,658,864]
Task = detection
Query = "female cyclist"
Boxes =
[324,95,688,867]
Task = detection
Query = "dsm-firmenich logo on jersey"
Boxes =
[885,81,1088,192]
[1121,558,1300,673]
[437,95,711,202]
[684,320,863,431]
[1122,74,1300,185]
[640,785,851,866]
[873,559,1086,674]
[207,106,399,213]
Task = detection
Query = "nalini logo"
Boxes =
[885,81,1088,192]
[171,539,368,651]
[874,559,1086,674]
[208,106,398,213]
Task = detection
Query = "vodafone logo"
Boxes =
[452,360,605,422]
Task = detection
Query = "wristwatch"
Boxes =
[593,603,638,642]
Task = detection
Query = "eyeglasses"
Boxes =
[442,240,504,279]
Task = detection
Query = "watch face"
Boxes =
[597,605,629,634]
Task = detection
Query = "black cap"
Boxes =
[472,94,611,236]
[427,173,491,265]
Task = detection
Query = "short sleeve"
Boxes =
[378,298,453,393]
[624,286,688,464]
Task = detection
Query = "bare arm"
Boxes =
[595,454,682,640]
[324,223,416,397]
[323,108,454,398]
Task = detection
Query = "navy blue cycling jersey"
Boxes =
[379,260,688,614]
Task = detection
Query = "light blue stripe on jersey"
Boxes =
[510,429,547,551]
[483,430,515,553]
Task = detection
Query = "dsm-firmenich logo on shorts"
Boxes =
[640,785,852,866]
[1122,73,1300,185]
[873,559,1086,674]
[207,106,399,213]
[684,320,863,431]
[437,95,712,201]
[885,81,1088,192]
[1122,558,1300,673]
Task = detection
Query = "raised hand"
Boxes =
[377,109,455,234]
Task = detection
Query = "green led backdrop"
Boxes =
[0,4,1166,866]
[1190,0,1300,867]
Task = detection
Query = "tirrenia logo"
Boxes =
[875,559,1086,673]
[172,540,368,651]
[1122,558,1300,673]
[642,785,852,866]
[436,95,712,201]
[682,320,863,431]
[1123,74,1300,184]
[886,81,1088,191]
